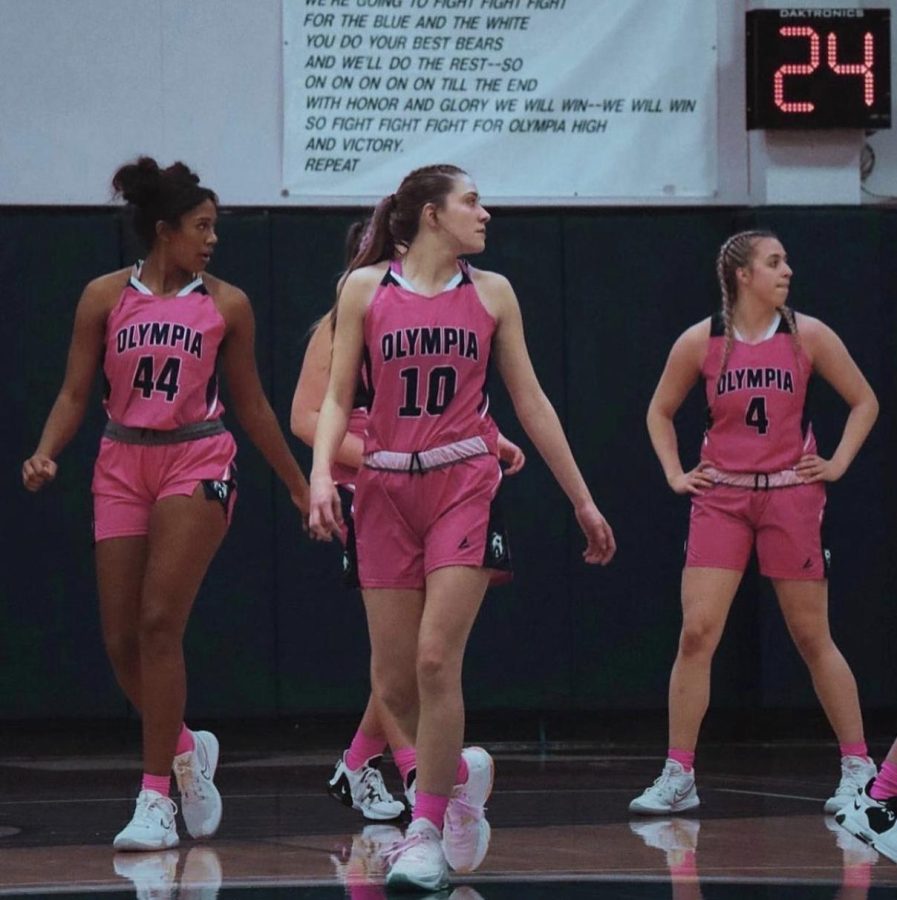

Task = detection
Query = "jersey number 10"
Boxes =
[398,366,458,417]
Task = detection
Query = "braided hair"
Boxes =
[715,230,802,381]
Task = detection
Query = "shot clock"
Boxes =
[746,8,891,129]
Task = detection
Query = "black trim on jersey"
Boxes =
[362,346,375,412]
[205,370,219,412]
[352,381,371,411]
[710,310,794,338]
[801,373,816,439]
[477,352,494,416]
[381,261,470,288]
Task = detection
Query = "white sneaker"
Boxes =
[825,807,879,865]
[384,818,449,892]
[825,756,877,814]
[180,846,223,900]
[442,747,494,873]
[871,798,897,864]
[630,760,700,815]
[113,790,179,851]
[330,823,403,885]
[113,849,179,900]
[630,818,700,863]
[836,780,897,862]
[327,752,406,821]
[173,730,222,839]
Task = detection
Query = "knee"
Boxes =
[104,630,139,669]
[791,630,834,665]
[678,619,720,660]
[416,644,460,697]
[138,608,184,656]
[373,677,417,721]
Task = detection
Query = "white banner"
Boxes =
[283,0,718,203]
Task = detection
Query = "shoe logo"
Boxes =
[458,536,470,549]
[198,746,212,780]
[672,786,692,803]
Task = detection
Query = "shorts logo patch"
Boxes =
[490,532,505,561]
[342,551,350,573]
[208,480,230,502]
[802,557,813,570]
[458,536,471,550]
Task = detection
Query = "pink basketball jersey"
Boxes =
[102,270,226,429]
[362,261,498,454]
[701,313,816,472]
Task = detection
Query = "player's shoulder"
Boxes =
[681,317,714,345]
[202,272,249,308]
[80,268,131,312]
[344,261,391,292]
[469,265,512,294]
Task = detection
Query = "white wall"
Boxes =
[0,0,894,206]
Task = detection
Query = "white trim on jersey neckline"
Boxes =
[130,261,203,297]
[390,269,463,295]
[733,312,781,345]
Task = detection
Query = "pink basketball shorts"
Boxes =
[353,453,511,590]
[91,431,238,541]
[685,481,828,580]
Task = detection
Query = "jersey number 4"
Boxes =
[744,396,770,435]
[398,366,457,417]
[132,356,181,402]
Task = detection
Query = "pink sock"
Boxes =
[393,747,417,785]
[456,755,469,786]
[345,729,387,771]
[142,773,171,797]
[840,742,869,760]
[348,887,386,900]
[175,724,195,756]
[843,863,873,890]
[669,850,698,880]
[668,748,695,772]
[412,791,449,831]
[870,761,897,801]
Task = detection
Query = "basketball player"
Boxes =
[22,157,310,850]
[291,223,525,823]
[308,164,615,890]
[630,230,878,817]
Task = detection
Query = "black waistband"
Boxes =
[103,419,226,445]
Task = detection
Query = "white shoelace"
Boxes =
[359,765,393,804]
[134,792,178,825]
[383,830,433,866]
[174,752,208,801]
[445,797,485,836]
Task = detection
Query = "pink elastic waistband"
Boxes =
[363,436,490,474]
[704,465,803,490]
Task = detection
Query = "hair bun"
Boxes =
[111,156,162,206]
